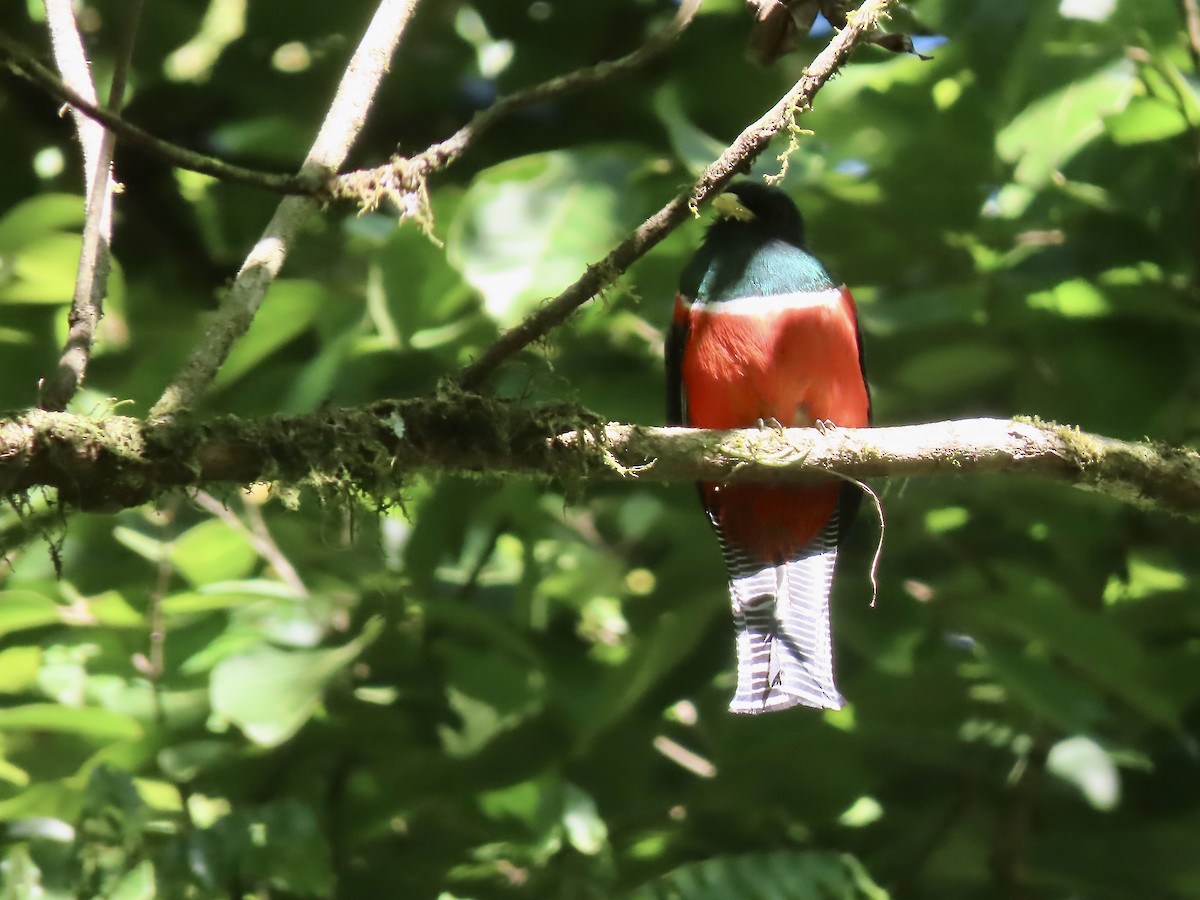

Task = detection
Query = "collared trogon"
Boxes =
[666,180,871,713]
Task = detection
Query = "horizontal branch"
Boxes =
[2,399,1197,520]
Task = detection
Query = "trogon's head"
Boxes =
[708,180,807,250]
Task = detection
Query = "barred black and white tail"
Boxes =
[720,516,843,713]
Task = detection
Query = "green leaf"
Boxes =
[951,583,1178,729]
[107,860,157,900]
[211,279,326,390]
[160,589,264,619]
[654,86,727,176]
[81,590,145,628]
[0,590,62,637]
[979,641,1108,733]
[446,146,650,326]
[924,506,970,535]
[1026,278,1111,318]
[112,526,169,563]
[997,62,1135,187]
[1105,96,1189,145]
[156,739,237,781]
[0,193,85,251]
[0,844,44,900]
[630,850,889,900]
[238,799,335,894]
[0,232,83,304]
[1104,554,1189,604]
[1047,735,1120,811]
[591,606,718,735]
[562,783,608,855]
[893,341,1015,398]
[0,704,143,741]
[0,646,42,693]
[210,618,382,746]
[170,518,259,588]
[0,779,83,822]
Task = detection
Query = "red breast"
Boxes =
[676,287,869,561]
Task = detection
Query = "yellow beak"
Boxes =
[712,192,757,222]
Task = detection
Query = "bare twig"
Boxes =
[0,30,309,195]
[150,0,425,421]
[193,490,309,597]
[3,404,1199,521]
[39,0,146,412]
[39,0,103,196]
[457,0,896,389]
[1,0,699,206]
[334,0,701,212]
[990,737,1049,900]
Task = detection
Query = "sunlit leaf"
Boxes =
[630,850,889,900]
[170,518,259,588]
[0,590,61,637]
[1104,554,1189,604]
[1105,96,1189,145]
[0,704,142,741]
[0,646,42,694]
[1026,279,1111,318]
[211,279,327,391]
[0,193,85,251]
[446,146,651,326]
[0,233,80,304]
[997,61,1135,187]
[106,859,157,900]
[562,782,608,855]
[210,618,381,746]
[1047,735,1120,811]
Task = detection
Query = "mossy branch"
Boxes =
[2,402,1197,520]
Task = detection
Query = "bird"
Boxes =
[666,180,871,713]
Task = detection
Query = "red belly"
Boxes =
[681,292,869,561]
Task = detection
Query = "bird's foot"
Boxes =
[756,416,787,435]
[813,419,837,435]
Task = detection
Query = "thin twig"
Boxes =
[39,0,146,412]
[990,737,1049,899]
[1,0,699,205]
[0,30,311,195]
[334,0,701,212]
[145,548,173,733]
[837,474,885,606]
[193,490,309,597]
[39,0,102,194]
[457,0,896,389]
[150,0,425,421]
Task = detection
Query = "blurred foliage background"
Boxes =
[2,0,1200,897]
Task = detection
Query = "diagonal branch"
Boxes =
[39,0,146,412]
[457,0,898,390]
[0,30,309,195]
[333,0,701,213]
[0,0,699,205]
[2,401,1198,521]
[150,0,425,421]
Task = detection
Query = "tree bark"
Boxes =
[2,399,1197,519]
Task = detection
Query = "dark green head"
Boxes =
[680,181,834,301]
[707,180,807,249]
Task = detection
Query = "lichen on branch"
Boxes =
[2,403,1197,521]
